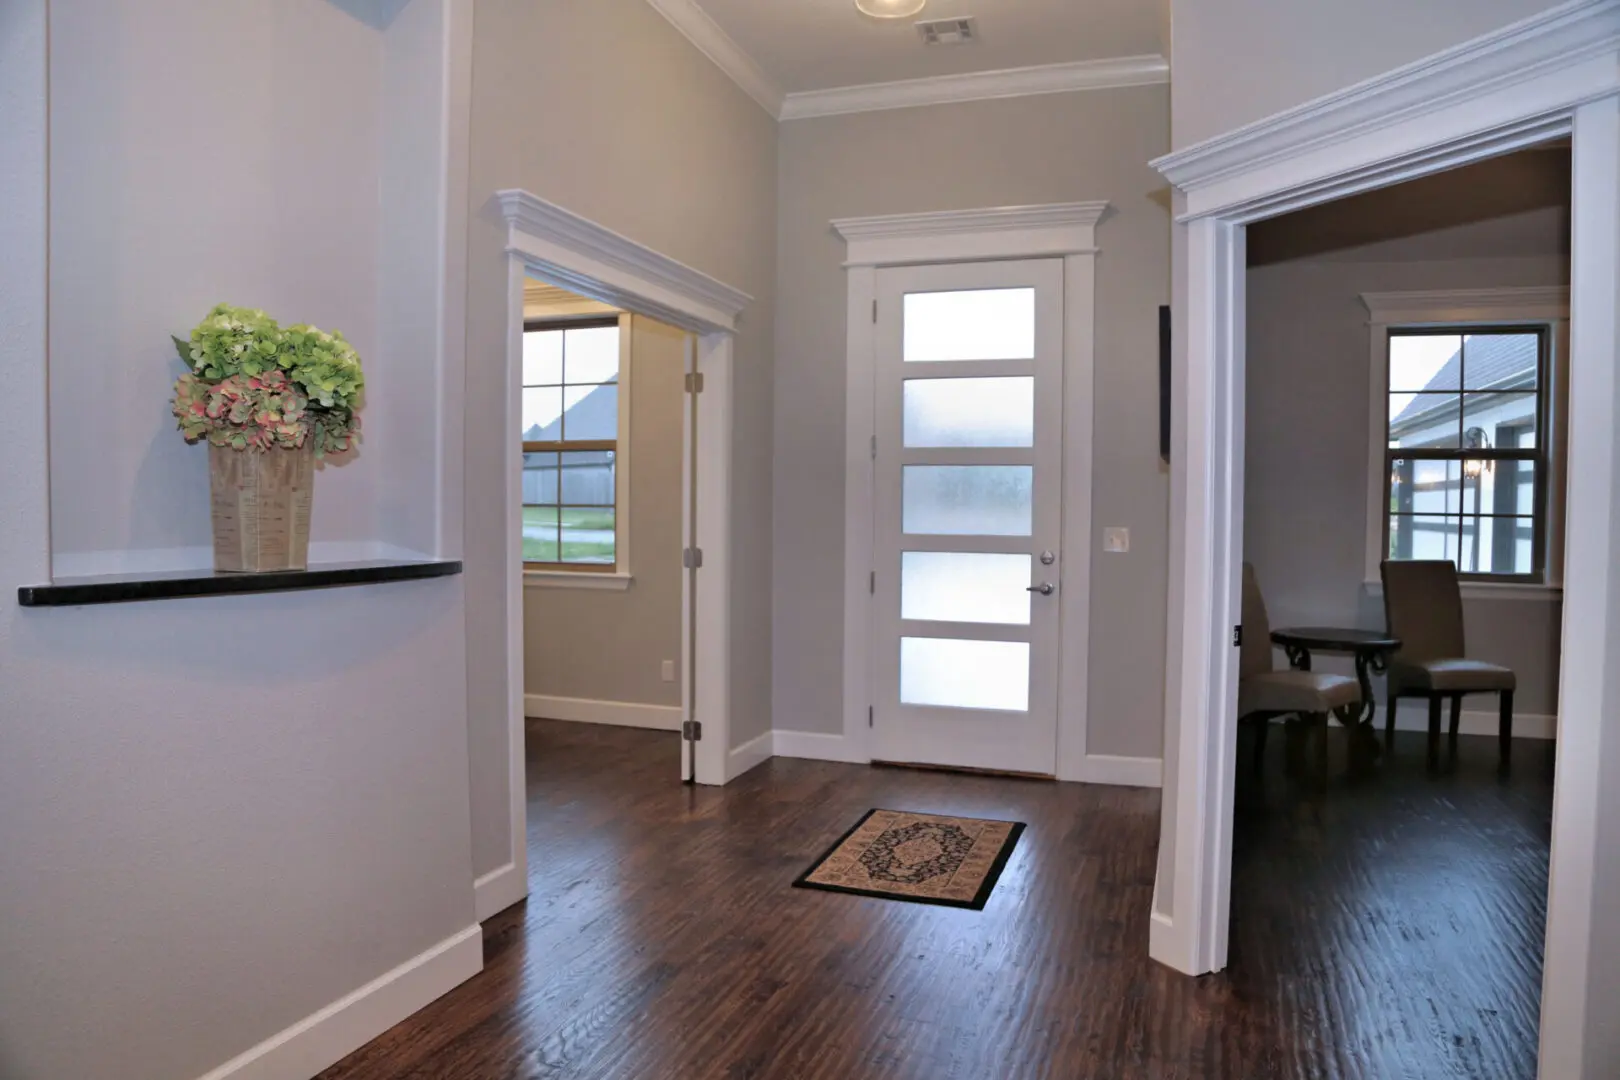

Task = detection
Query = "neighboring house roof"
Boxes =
[1390,334,1538,433]
[523,382,616,442]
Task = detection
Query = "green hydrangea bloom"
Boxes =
[277,325,365,411]
[174,303,284,380]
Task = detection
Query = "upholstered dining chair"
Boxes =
[1380,559,1516,762]
[1239,563,1363,773]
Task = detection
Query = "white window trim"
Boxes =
[521,312,635,588]
[1359,286,1571,594]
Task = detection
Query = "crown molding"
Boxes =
[780,54,1169,121]
[1360,285,1571,321]
[643,0,785,118]
[1153,0,1620,218]
[497,189,752,332]
[833,202,1111,266]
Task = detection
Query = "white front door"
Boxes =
[871,259,1066,775]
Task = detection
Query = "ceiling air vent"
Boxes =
[916,17,977,46]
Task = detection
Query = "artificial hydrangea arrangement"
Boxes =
[170,303,364,456]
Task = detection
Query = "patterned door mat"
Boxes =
[792,809,1026,910]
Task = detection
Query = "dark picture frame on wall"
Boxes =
[1159,304,1171,463]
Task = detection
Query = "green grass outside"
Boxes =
[523,505,615,564]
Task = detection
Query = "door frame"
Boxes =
[1151,4,1620,1077]
[481,190,750,919]
[833,203,1137,784]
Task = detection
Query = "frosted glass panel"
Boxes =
[901,638,1030,711]
[904,289,1035,362]
[904,377,1034,448]
[902,552,1032,625]
[903,466,1033,536]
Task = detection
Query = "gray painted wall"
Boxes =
[525,315,686,708]
[464,0,779,879]
[1169,0,1567,148]
[0,3,477,1079]
[1245,151,1570,716]
[773,86,1172,759]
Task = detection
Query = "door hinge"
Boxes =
[1232,625,1243,647]
[683,547,704,570]
[869,571,876,594]
[868,706,874,728]
[870,435,877,460]
[682,719,703,741]
[872,299,878,323]
[685,372,705,394]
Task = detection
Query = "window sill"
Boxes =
[524,569,633,591]
[1363,579,1562,602]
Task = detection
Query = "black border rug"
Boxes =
[792,808,1026,910]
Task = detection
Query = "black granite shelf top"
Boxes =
[17,559,463,607]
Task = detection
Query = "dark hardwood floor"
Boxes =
[317,720,1554,1080]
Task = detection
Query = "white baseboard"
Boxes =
[772,730,869,764]
[726,730,775,781]
[1071,754,1163,788]
[524,693,682,732]
[1148,909,1202,975]
[192,924,483,1080]
[473,861,528,923]
[1387,707,1556,740]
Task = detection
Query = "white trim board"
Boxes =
[779,56,1170,121]
[1152,0,1620,222]
[726,730,774,781]
[191,925,482,1080]
[642,0,784,118]
[473,862,527,924]
[639,0,1166,122]
[524,694,683,732]
[834,203,1109,267]
[1072,755,1163,788]
[497,190,752,334]
[771,730,870,765]
[1384,709,1557,740]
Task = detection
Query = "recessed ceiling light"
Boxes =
[855,0,927,19]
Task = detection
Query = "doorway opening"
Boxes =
[517,279,696,775]
[1152,12,1620,1075]
[476,189,750,923]
[1231,143,1570,1076]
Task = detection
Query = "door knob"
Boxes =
[1027,582,1055,596]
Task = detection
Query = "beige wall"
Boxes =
[1246,152,1571,714]
[465,0,778,878]
[524,314,686,707]
[1169,0,1566,148]
[772,86,1172,759]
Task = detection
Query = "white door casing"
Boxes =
[1150,3,1620,1077]
[492,190,750,920]
[834,203,1115,784]
[870,260,1066,775]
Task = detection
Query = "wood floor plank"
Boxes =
[316,719,1553,1080]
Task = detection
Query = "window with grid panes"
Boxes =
[521,318,621,570]
[1384,328,1548,580]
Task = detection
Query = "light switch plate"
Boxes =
[661,659,676,682]
[1103,527,1130,553]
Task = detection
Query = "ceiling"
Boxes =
[684,0,1167,97]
